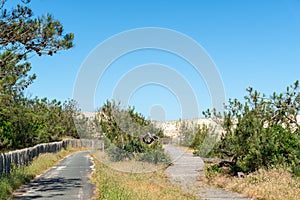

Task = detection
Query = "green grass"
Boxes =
[0,147,80,200]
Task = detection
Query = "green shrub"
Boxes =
[192,124,219,157]
[190,125,208,149]
[106,146,133,162]
[138,149,171,164]
[178,120,195,147]
[123,139,146,153]
[178,120,218,156]
[291,141,300,177]
[204,81,300,175]
[98,100,169,162]
[205,164,222,178]
[292,165,300,177]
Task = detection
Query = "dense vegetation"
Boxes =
[177,81,300,176]
[0,0,78,152]
[98,100,169,164]
[178,120,217,153]
[203,81,300,175]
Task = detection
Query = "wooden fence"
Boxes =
[0,139,103,175]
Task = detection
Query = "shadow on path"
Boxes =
[14,177,82,199]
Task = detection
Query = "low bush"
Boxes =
[204,81,300,175]
[205,164,222,178]
[138,149,171,164]
[106,146,133,162]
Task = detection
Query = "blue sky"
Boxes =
[17,0,300,120]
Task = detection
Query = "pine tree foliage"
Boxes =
[0,0,73,95]
[0,0,77,152]
[97,100,169,163]
[204,81,300,174]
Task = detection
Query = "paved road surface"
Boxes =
[13,151,95,200]
[164,145,204,190]
[164,145,252,200]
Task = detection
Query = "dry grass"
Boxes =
[91,151,198,200]
[205,167,300,200]
[93,151,168,173]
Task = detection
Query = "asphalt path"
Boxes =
[13,151,95,200]
[164,145,204,190]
